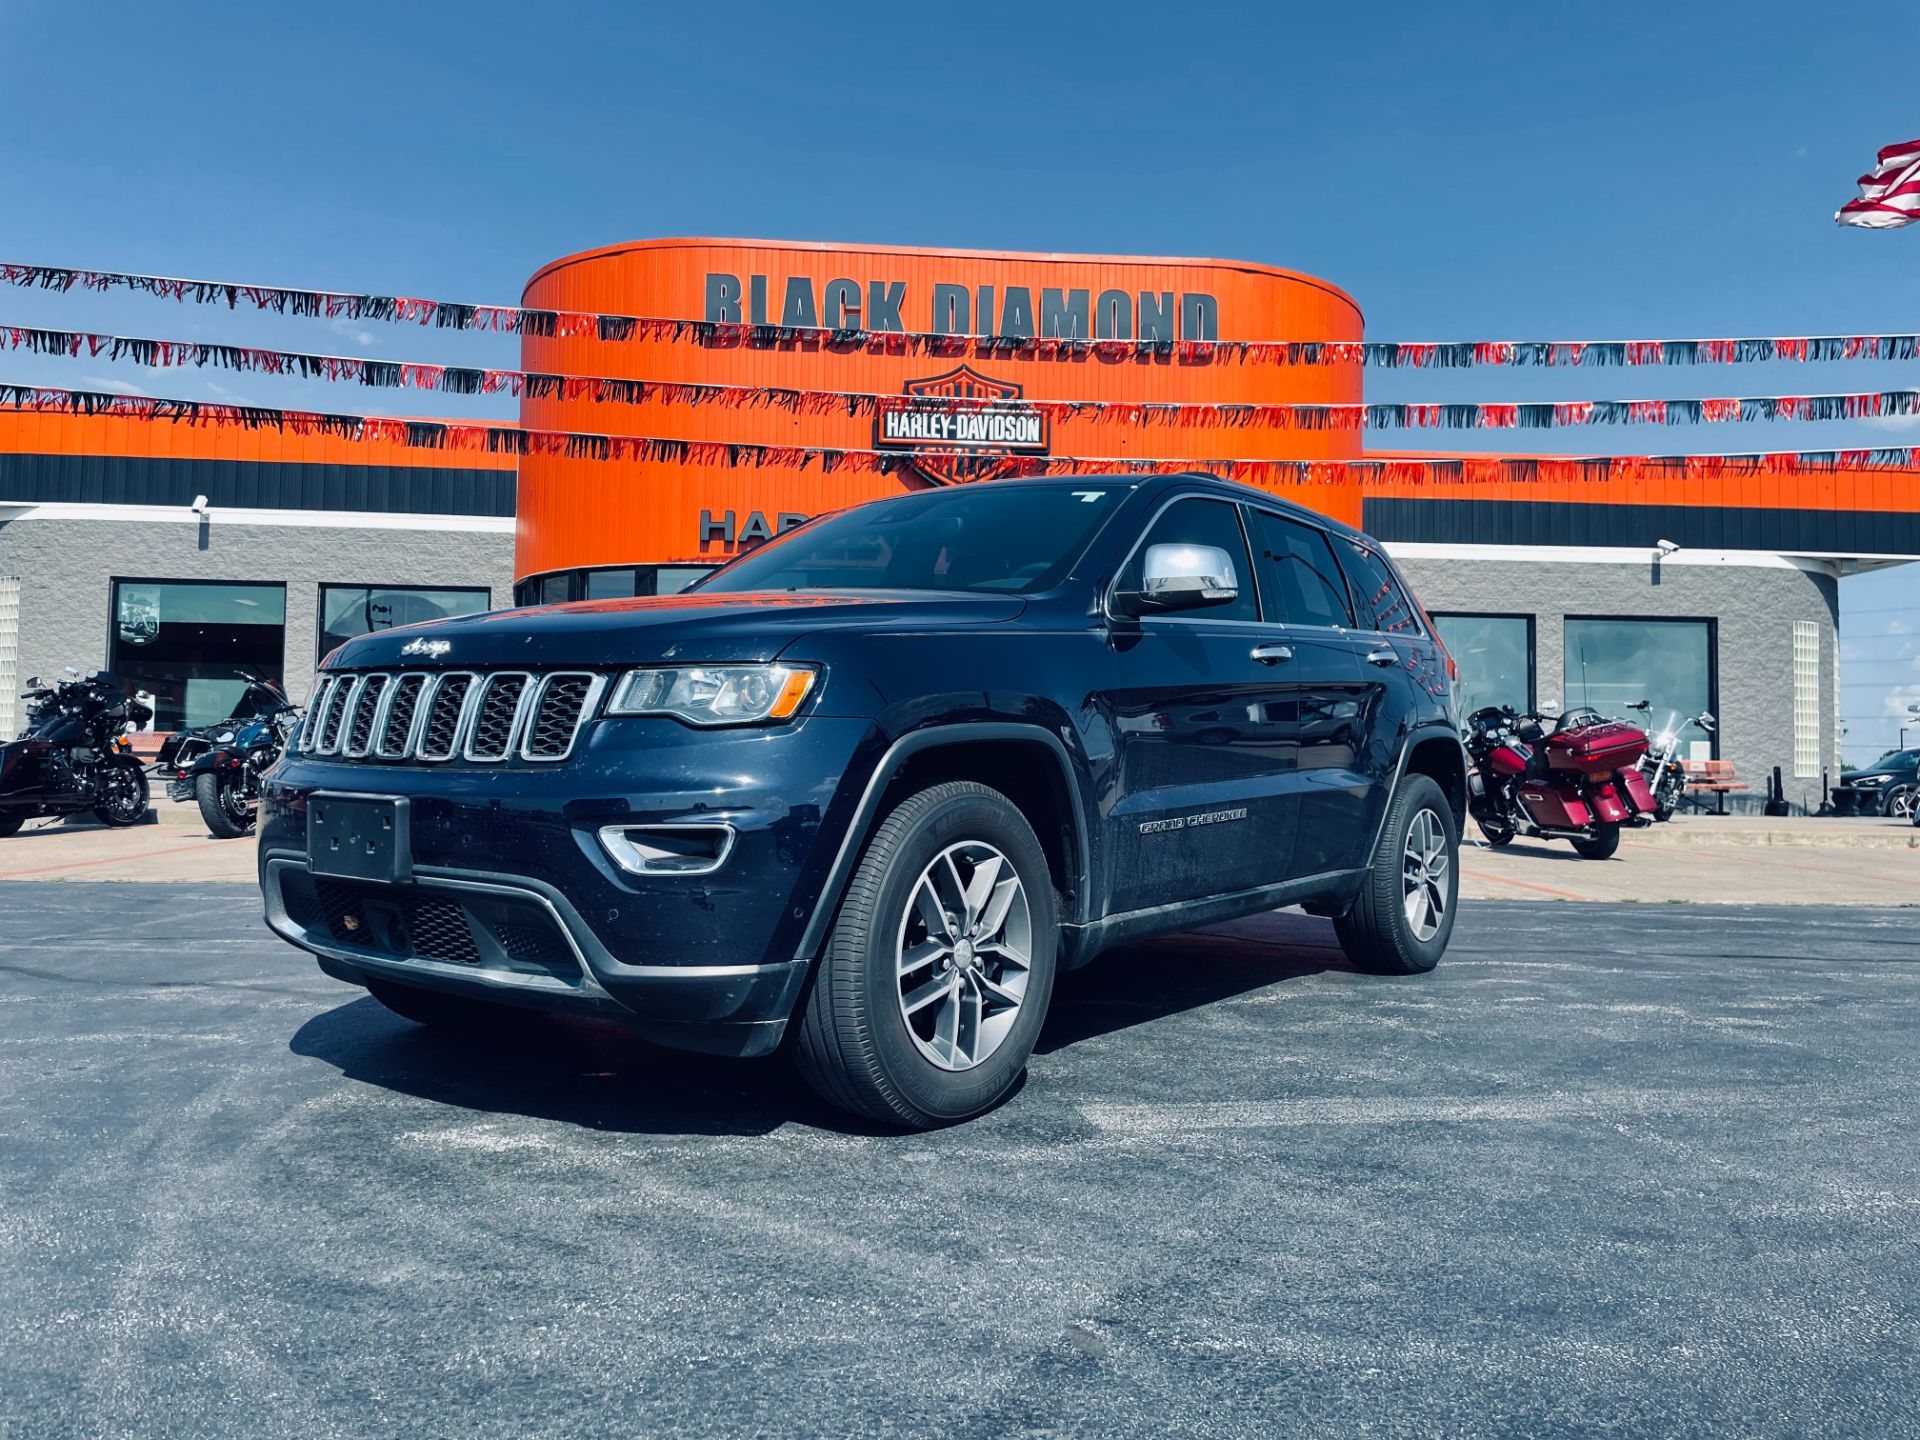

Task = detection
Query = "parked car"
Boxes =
[258,474,1466,1127]
[1833,749,1919,819]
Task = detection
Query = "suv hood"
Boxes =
[325,590,1028,670]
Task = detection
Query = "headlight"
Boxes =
[1655,731,1676,748]
[607,664,818,727]
[1851,774,1888,787]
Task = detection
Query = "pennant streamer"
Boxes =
[7,324,1919,432]
[4,261,1917,369]
[5,383,1917,489]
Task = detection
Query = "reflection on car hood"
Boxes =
[325,590,1029,669]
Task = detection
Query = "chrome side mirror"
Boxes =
[1114,544,1241,617]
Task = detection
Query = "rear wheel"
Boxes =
[365,976,516,1031]
[195,771,253,838]
[794,781,1058,1129]
[0,812,23,838]
[91,763,148,827]
[1334,774,1458,975]
[1571,822,1622,860]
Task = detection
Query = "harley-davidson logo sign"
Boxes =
[875,365,1050,486]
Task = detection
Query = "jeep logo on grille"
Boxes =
[400,638,452,659]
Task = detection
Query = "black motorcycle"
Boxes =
[0,670,154,836]
[159,673,298,838]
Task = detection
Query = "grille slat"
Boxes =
[419,673,476,761]
[377,674,428,757]
[301,668,599,764]
[464,674,531,762]
[343,674,389,757]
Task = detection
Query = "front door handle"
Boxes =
[1250,644,1293,665]
[1365,646,1398,667]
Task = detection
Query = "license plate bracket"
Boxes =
[308,793,411,884]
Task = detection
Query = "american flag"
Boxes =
[1836,138,1920,229]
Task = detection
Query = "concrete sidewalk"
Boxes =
[1,799,1913,904]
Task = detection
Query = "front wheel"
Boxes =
[195,771,253,838]
[1571,822,1622,860]
[794,780,1058,1129]
[91,763,149,827]
[1334,774,1458,975]
[0,812,23,838]
[1886,786,1916,821]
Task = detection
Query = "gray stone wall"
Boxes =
[1389,551,1841,814]
[0,511,514,709]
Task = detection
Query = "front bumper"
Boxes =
[257,713,880,1056]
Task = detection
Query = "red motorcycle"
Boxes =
[1463,705,1656,860]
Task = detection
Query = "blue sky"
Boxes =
[1,0,1916,760]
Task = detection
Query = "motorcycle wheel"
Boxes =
[1571,822,1622,861]
[0,812,23,838]
[195,772,253,838]
[91,764,149,828]
[1476,819,1515,847]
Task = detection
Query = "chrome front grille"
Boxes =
[298,669,602,764]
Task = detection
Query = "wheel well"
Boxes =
[881,739,1080,919]
[1407,734,1468,825]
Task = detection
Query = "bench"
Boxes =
[1681,758,1747,815]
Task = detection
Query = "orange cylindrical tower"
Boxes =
[516,239,1363,583]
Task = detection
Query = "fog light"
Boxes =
[598,824,736,877]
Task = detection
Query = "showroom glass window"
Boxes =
[1563,618,1714,746]
[109,580,286,730]
[318,585,490,660]
[1431,614,1533,716]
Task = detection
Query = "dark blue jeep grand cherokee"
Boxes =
[260,473,1465,1127]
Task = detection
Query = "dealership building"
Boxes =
[3,239,1916,811]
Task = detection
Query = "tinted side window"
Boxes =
[1336,537,1421,635]
[1117,497,1257,623]
[1249,510,1354,628]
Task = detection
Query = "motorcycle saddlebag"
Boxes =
[1617,767,1659,815]
[1518,782,1593,830]
[1546,721,1649,775]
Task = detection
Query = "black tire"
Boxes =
[1334,773,1458,975]
[1884,785,1916,821]
[1571,822,1622,860]
[0,812,24,838]
[794,780,1058,1129]
[365,976,516,1031]
[195,771,253,838]
[91,763,149,827]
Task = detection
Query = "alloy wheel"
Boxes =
[1402,807,1450,942]
[1891,787,1917,820]
[895,840,1033,1072]
[101,768,144,822]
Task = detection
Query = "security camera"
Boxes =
[190,494,210,515]
[1654,538,1680,557]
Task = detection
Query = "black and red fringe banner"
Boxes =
[6,261,1919,369]
[8,324,1920,432]
[5,383,1918,488]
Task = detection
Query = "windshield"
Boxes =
[694,482,1135,595]
[1867,749,1919,769]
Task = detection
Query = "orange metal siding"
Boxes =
[515,238,1367,580]
[0,408,518,472]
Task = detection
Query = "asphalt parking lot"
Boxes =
[2,886,1916,1438]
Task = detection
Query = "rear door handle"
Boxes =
[1250,644,1293,665]
[1365,646,1398,667]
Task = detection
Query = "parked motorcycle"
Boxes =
[0,670,153,836]
[1463,704,1656,859]
[1624,700,1717,821]
[159,673,298,838]
[164,679,295,840]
